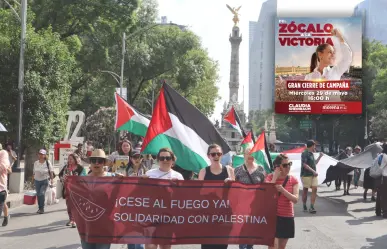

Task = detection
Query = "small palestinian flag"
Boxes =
[141,83,230,172]
[115,93,150,137]
[241,131,254,152]
[224,105,245,137]
[250,131,273,173]
[282,146,307,153]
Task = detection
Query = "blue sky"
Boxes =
[157,0,364,121]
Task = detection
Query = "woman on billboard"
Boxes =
[304,28,352,102]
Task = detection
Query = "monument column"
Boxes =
[229,26,242,104]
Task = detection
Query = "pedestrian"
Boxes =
[86,141,94,157]
[80,149,119,249]
[234,146,266,249]
[266,154,299,249]
[108,139,132,173]
[363,167,376,201]
[301,140,323,213]
[59,153,87,228]
[353,146,362,189]
[4,143,16,225]
[342,147,354,195]
[144,148,184,249]
[375,143,387,218]
[0,144,12,226]
[33,149,54,214]
[198,144,235,249]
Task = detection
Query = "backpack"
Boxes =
[370,154,384,178]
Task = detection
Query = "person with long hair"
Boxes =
[198,144,235,249]
[304,28,352,102]
[144,148,184,249]
[59,153,87,228]
[108,139,133,173]
[33,149,54,214]
[266,154,299,249]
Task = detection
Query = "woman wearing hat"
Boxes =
[80,149,117,249]
[33,149,54,214]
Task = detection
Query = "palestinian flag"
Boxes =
[141,83,230,172]
[250,131,273,173]
[241,131,254,151]
[224,105,245,137]
[283,146,307,153]
[115,93,150,137]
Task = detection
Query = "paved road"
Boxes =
[0,185,386,249]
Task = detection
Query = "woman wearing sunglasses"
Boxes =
[126,149,148,177]
[265,154,299,249]
[80,149,118,249]
[198,144,235,249]
[144,148,183,249]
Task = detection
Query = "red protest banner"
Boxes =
[66,176,277,246]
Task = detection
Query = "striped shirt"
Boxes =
[265,174,298,217]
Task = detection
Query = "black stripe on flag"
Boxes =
[163,83,230,154]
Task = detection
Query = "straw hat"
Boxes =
[89,149,107,159]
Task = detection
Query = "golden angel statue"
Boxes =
[226,4,241,26]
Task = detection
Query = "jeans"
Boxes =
[239,245,253,249]
[127,244,144,249]
[35,179,48,210]
[0,190,6,217]
[81,240,111,249]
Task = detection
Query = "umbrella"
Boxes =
[0,122,7,132]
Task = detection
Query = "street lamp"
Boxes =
[3,0,27,169]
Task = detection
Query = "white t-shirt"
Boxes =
[33,160,54,181]
[146,168,184,180]
[380,153,387,177]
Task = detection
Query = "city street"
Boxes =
[0,185,386,249]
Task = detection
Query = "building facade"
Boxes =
[353,0,387,44]
[248,0,277,112]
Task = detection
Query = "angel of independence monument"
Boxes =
[218,5,246,152]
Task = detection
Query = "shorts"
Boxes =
[275,216,295,239]
[301,176,318,188]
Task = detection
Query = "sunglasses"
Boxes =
[210,152,223,157]
[90,158,106,164]
[281,162,293,168]
[132,155,143,160]
[158,156,172,161]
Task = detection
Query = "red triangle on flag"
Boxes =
[241,131,253,145]
[115,93,135,129]
[141,85,172,151]
[250,131,265,154]
[224,106,237,126]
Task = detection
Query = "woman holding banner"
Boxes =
[266,154,299,249]
[144,147,184,249]
[198,144,235,249]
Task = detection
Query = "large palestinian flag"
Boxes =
[250,131,273,173]
[141,83,230,172]
[223,105,245,137]
[115,93,150,137]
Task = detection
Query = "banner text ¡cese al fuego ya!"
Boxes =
[66,177,278,245]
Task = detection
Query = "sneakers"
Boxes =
[37,209,45,214]
[309,207,317,214]
[2,215,10,226]
[303,204,308,212]
[66,221,72,226]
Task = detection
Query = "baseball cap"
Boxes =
[39,149,47,155]
[132,149,141,156]
[306,140,315,148]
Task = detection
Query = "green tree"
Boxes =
[0,9,77,178]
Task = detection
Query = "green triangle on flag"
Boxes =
[115,93,150,137]
[250,131,273,173]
